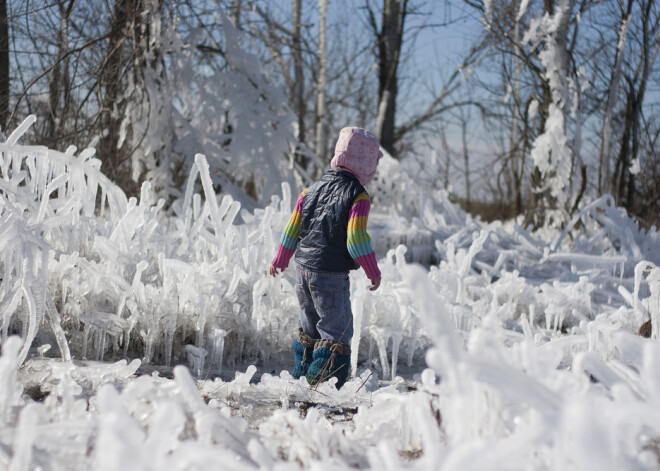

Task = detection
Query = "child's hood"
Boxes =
[330,127,382,186]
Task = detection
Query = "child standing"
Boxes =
[269,127,382,389]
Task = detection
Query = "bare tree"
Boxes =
[242,2,313,147]
[244,1,377,160]
[470,0,595,225]
[392,39,486,145]
[611,0,660,212]
[635,114,660,227]
[8,0,657,219]
[9,1,109,143]
[466,0,546,218]
[7,0,165,190]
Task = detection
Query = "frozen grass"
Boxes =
[2,118,660,469]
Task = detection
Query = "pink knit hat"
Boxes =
[330,127,383,185]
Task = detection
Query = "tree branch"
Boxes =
[9,33,111,124]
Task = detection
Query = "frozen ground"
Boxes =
[2,118,660,469]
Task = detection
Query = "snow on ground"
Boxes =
[2,118,660,469]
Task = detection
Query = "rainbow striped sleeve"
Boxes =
[347,193,381,280]
[271,189,307,269]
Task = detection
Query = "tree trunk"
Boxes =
[375,0,406,156]
[291,0,305,144]
[99,0,132,178]
[526,0,575,227]
[461,117,471,212]
[0,0,8,131]
[613,89,633,206]
[510,7,522,215]
[47,1,75,147]
[315,0,328,160]
[231,0,241,29]
[440,127,451,190]
[598,2,632,196]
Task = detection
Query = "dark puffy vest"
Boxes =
[295,169,366,272]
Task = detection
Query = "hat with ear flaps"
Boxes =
[330,127,383,186]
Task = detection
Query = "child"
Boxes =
[269,127,382,389]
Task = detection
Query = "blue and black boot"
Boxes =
[306,339,351,389]
[291,329,316,379]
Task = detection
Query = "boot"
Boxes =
[306,339,351,389]
[291,329,316,379]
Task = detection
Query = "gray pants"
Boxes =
[295,264,353,343]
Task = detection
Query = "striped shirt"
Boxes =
[271,190,381,280]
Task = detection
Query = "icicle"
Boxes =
[350,290,364,378]
[17,285,38,365]
[371,327,391,379]
[390,332,402,381]
[236,331,245,365]
[196,295,208,348]
[185,345,208,377]
[82,324,91,359]
[368,335,375,369]
[405,337,417,367]
[208,328,227,374]
[123,317,136,360]
[95,329,107,361]
[163,327,174,367]
[142,326,157,365]
[100,187,107,219]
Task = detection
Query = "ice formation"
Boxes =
[2,115,660,469]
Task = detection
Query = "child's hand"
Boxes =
[369,276,381,291]
[269,265,283,277]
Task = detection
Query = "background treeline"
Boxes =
[0,0,658,227]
